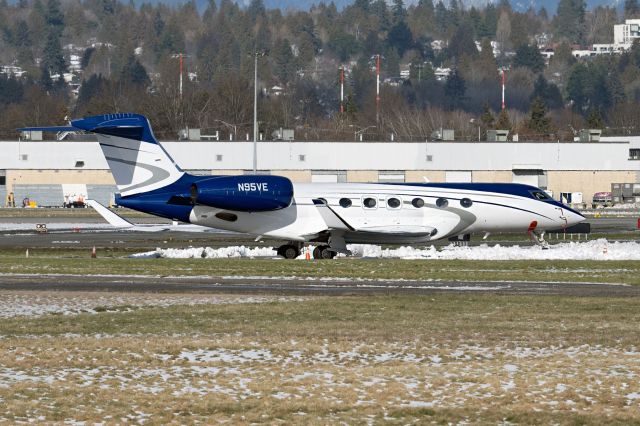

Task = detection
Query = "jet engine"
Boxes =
[190,175,294,212]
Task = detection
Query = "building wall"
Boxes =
[472,171,513,183]
[405,171,446,183]
[547,171,637,203]
[347,170,378,182]
[5,170,114,193]
[271,170,312,182]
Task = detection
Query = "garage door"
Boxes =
[512,171,539,186]
[445,171,472,182]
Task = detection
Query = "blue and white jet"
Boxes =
[21,113,585,259]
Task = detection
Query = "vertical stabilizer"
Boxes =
[71,113,184,197]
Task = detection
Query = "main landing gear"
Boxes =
[276,244,300,259]
[312,245,336,259]
[275,243,337,259]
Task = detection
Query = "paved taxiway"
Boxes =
[1,274,638,297]
[0,216,637,249]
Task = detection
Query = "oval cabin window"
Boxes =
[436,197,448,208]
[339,198,352,208]
[363,197,377,208]
[412,198,424,208]
[387,197,401,208]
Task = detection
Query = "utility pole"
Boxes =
[501,68,506,110]
[376,54,380,125]
[339,66,344,113]
[251,50,267,174]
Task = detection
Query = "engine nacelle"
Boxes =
[191,175,294,212]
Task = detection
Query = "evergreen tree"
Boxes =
[513,44,545,73]
[555,0,586,44]
[41,28,66,75]
[392,0,406,23]
[480,103,495,128]
[119,55,149,87]
[45,0,64,37]
[444,68,466,110]
[387,20,413,57]
[531,75,563,110]
[495,108,512,131]
[448,24,478,61]
[586,107,604,128]
[273,39,296,83]
[527,96,553,135]
[566,62,588,112]
[625,0,639,19]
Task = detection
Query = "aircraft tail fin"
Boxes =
[71,114,185,197]
[86,199,134,228]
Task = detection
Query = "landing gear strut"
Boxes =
[312,245,336,259]
[276,244,300,259]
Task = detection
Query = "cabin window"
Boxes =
[215,212,238,222]
[460,198,473,208]
[436,197,448,208]
[339,198,352,208]
[531,191,550,200]
[412,198,424,208]
[363,197,377,208]
[387,197,401,209]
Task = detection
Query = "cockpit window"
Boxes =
[531,191,551,200]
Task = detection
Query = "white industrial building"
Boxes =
[1,137,639,207]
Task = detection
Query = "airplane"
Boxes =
[20,113,585,259]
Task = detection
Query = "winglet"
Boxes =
[87,199,134,228]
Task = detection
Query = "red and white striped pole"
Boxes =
[179,53,184,99]
[501,68,506,110]
[340,66,344,113]
[376,54,380,124]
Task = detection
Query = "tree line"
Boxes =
[1,0,640,140]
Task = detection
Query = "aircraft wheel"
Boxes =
[320,247,335,259]
[312,246,323,259]
[280,245,299,259]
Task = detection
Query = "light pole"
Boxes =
[251,50,267,174]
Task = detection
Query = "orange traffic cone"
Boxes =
[91,246,97,258]
[305,246,311,260]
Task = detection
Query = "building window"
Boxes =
[630,149,640,160]
[299,154,306,162]
[378,171,405,183]
[0,176,5,186]
[216,155,223,162]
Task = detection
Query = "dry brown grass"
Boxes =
[0,294,639,423]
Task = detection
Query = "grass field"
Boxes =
[2,252,640,285]
[1,294,640,423]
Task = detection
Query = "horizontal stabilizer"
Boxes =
[86,199,134,228]
[18,126,79,132]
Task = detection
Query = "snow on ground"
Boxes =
[0,292,307,318]
[132,239,640,260]
[1,342,639,419]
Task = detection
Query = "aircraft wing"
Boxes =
[356,225,437,237]
[87,199,227,233]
